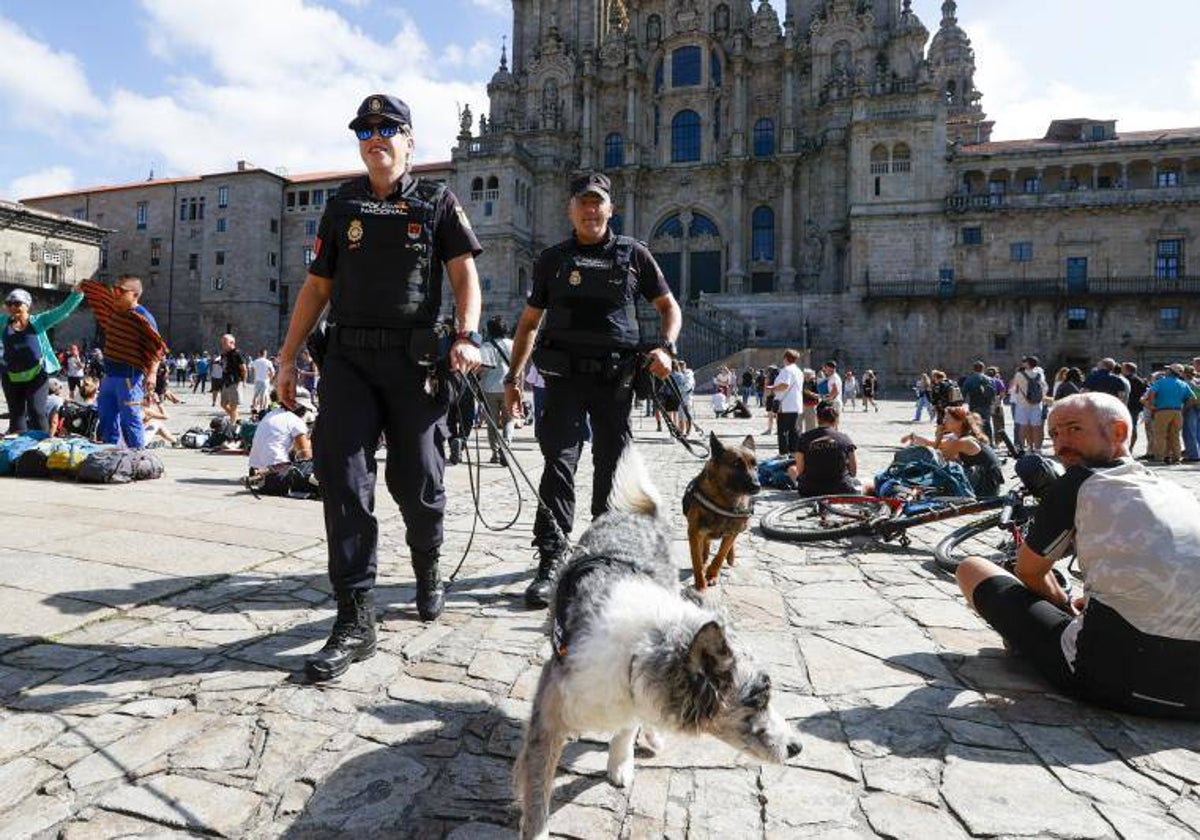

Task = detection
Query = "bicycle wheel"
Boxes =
[933,513,1013,574]
[760,496,894,542]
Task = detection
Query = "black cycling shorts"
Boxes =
[972,575,1076,692]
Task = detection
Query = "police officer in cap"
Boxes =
[504,171,680,608]
[276,94,483,681]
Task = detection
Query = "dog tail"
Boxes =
[607,444,662,517]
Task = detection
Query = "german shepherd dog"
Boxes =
[684,432,761,590]
[513,446,800,840]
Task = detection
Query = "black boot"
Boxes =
[448,437,462,465]
[524,546,564,609]
[412,551,445,621]
[305,590,376,682]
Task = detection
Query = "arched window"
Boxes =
[891,143,912,173]
[713,3,730,34]
[689,213,719,237]
[646,14,662,44]
[654,215,684,239]
[671,110,701,162]
[751,206,775,261]
[753,118,775,157]
[486,175,499,190]
[870,144,889,175]
[672,46,702,87]
[470,177,483,200]
[710,52,722,87]
[604,132,624,169]
[713,98,721,142]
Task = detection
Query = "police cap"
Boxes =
[349,94,412,131]
[570,171,611,204]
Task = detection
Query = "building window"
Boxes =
[1023,176,1041,194]
[671,110,701,163]
[270,218,279,234]
[485,175,499,200]
[188,253,199,271]
[1066,307,1088,330]
[1010,242,1033,262]
[654,215,684,238]
[213,276,224,291]
[672,46,701,87]
[653,106,661,146]
[150,238,162,266]
[993,333,1008,351]
[73,207,86,220]
[484,201,494,217]
[1158,170,1179,188]
[179,198,188,221]
[961,226,983,246]
[305,220,317,236]
[1160,307,1182,330]
[471,177,483,201]
[303,247,315,266]
[215,250,225,266]
[268,252,277,268]
[1091,124,1107,141]
[710,52,722,87]
[870,144,889,175]
[136,201,148,230]
[1156,239,1183,278]
[751,206,775,261]
[269,278,278,293]
[120,249,129,262]
[286,192,296,209]
[604,132,624,168]
[217,185,228,207]
[298,190,309,207]
[891,143,912,173]
[312,189,324,208]
[99,242,108,269]
[217,217,227,233]
[752,118,774,157]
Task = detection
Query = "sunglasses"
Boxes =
[4,300,25,307]
[354,124,403,141]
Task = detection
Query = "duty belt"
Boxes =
[331,325,414,350]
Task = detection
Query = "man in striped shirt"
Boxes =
[80,275,167,449]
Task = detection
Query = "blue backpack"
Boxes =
[874,446,976,499]
[0,432,50,476]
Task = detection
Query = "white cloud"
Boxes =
[470,0,508,14]
[8,166,77,200]
[0,17,104,124]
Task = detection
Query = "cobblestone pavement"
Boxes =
[1,391,1199,838]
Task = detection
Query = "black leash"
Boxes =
[649,364,709,460]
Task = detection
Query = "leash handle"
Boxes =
[643,355,709,460]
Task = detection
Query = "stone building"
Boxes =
[20,0,1200,381]
[0,200,104,350]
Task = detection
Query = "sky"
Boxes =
[1,0,1198,201]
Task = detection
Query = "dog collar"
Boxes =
[683,478,754,519]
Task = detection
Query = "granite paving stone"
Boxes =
[0,395,1196,837]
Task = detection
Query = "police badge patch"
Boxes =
[348,219,364,250]
[568,269,582,286]
[408,223,422,239]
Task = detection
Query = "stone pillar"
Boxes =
[727,162,747,293]
[625,66,638,165]
[731,48,747,158]
[779,160,797,290]
[1120,162,1128,188]
[1153,160,1160,187]
[680,208,693,302]
[781,52,796,153]
[1036,167,1045,192]
[581,65,595,169]
[623,172,636,237]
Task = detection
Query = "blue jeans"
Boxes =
[1183,405,1200,460]
[97,373,146,449]
[913,394,933,422]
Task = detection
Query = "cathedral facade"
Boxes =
[455,0,1200,382]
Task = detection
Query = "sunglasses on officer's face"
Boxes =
[354,124,403,141]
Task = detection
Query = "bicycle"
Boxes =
[759,491,1006,547]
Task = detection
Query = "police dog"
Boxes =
[513,446,800,840]
[685,432,761,590]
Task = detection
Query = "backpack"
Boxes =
[208,417,239,446]
[238,422,258,450]
[77,449,164,484]
[14,441,54,478]
[47,439,110,476]
[757,456,797,490]
[1020,370,1044,404]
[874,446,976,499]
[0,432,50,476]
[247,460,320,500]
[58,402,100,439]
[180,428,212,449]
[966,376,996,413]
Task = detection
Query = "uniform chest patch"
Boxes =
[348,219,364,250]
[408,222,422,239]
[573,256,613,270]
[568,269,582,286]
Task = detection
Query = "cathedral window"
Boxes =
[671,110,702,162]
[1156,239,1183,278]
[672,46,702,87]
[711,52,722,87]
[891,143,912,173]
[485,175,500,200]
[753,118,775,157]
[689,213,719,237]
[751,206,775,261]
[471,177,483,201]
[870,144,889,175]
[605,133,624,168]
[655,215,684,238]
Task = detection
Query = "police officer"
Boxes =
[504,172,680,607]
[276,94,483,681]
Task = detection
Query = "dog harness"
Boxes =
[681,478,755,520]
[552,554,637,660]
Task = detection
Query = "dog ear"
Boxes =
[709,432,724,456]
[688,621,735,678]
[741,434,756,452]
[745,672,771,710]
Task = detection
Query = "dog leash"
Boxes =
[648,362,710,460]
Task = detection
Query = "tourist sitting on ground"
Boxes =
[955,392,1200,719]
[248,388,314,475]
[45,378,66,437]
[788,401,861,497]
[902,404,1004,497]
[141,397,179,447]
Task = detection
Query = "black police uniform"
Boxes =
[528,230,671,566]
[308,173,482,599]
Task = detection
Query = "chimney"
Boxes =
[237,160,248,171]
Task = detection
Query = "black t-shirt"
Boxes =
[220,349,246,385]
[796,427,856,494]
[1126,375,1148,412]
[529,232,670,310]
[309,176,482,325]
[1082,369,1128,399]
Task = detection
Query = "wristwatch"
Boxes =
[453,330,483,348]
[502,372,520,386]
[659,339,678,358]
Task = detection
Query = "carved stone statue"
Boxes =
[801,220,826,276]
[459,104,473,135]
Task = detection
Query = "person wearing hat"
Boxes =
[248,388,315,474]
[1143,363,1194,464]
[503,170,681,608]
[2,284,85,434]
[274,93,483,682]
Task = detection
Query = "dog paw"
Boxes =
[639,728,665,754]
[607,760,635,788]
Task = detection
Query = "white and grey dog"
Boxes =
[514,446,801,839]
